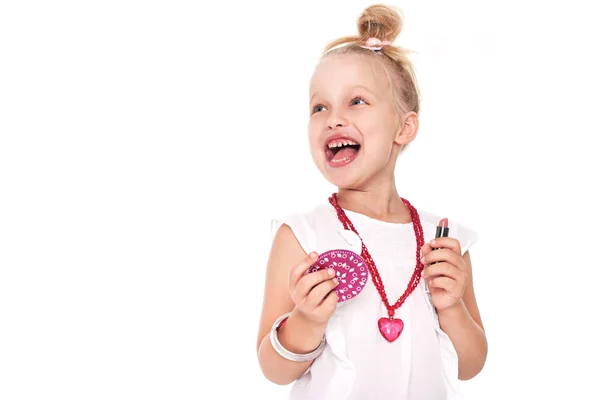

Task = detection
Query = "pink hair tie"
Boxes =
[360,37,392,51]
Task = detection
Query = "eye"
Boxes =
[312,104,326,114]
[351,97,367,106]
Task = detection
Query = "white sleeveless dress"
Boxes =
[271,202,477,400]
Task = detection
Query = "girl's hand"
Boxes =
[420,238,467,312]
[288,252,339,326]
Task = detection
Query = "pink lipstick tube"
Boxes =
[431,218,449,263]
[435,218,449,240]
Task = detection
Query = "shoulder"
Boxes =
[271,202,335,254]
[417,209,478,256]
[271,203,332,234]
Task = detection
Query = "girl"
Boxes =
[256,4,487,399]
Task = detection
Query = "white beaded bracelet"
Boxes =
[269,312,326,362]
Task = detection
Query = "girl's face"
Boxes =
[308,53,413,190]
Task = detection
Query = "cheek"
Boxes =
[307,118,323,149]
[365,139,392,161]
[361,125,396,159]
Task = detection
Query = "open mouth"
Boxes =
[325,138,361,167]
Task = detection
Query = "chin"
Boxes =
[320,163,363,190]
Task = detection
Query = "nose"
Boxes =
[326,110,348,130]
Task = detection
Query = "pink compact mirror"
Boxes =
[306,249,369,303]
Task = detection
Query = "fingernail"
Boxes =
[333,278,339,284]
[328,268,335,276]
[310,252,317,258]
[430,239,436,245]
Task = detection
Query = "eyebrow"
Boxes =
[352,85,377,97]
[310,85,377,104]
[309,92,319,105]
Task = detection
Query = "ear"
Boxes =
[394,112,419,145]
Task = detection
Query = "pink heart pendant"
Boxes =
[378,317,404,342]
[306,249,369,303]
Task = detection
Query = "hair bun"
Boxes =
[357,4,403,43]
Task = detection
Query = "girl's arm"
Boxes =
[437,251,488,380]
[256,225,328,385]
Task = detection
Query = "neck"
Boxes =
[335,179,412,224]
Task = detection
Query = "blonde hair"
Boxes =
[322,4,420,117]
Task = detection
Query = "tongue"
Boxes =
[332,147,358,162]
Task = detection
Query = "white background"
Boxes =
[1,0,599,399]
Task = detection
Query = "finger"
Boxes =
[428,237,462,255]
[428,276,458,292]
[318,288,339,314]
[294,268,336,300]
[422,248,464,270]
[289,252,319,292]
[420,242,433,259]
[305,278,339,307]
[422,262,460,281]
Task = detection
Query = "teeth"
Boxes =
[328,140,358,149]
[331,156,350,163]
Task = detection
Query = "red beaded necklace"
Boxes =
[328,193,425,342]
